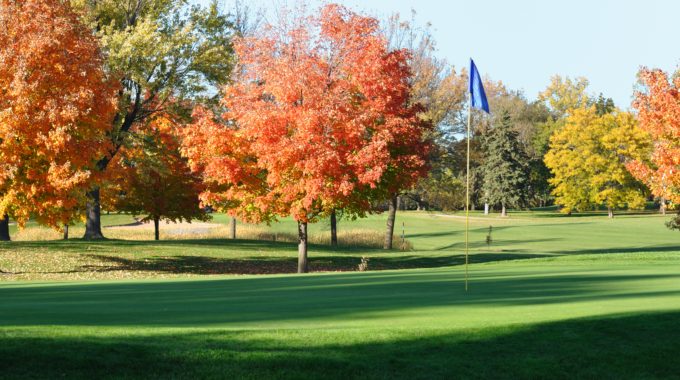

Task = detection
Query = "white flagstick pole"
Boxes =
[465,92,472,292]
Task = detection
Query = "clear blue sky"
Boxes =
[201,0,679,109]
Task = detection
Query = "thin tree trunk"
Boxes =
[608,206,614,219]
[330,210,337,247]
[484,203,489,215]
[230,217,237,239]
[297,221,308,273]
[83,187,104,240]
[384,194,398,250]
[0,214,10,241]
[153,216,160,241]
[660,197,667,215]
[501,203,507,217]
[63,224,69,240]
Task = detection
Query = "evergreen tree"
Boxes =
[480,112,529,216]
[593,93,616,116]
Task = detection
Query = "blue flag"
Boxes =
[469,59,490,113]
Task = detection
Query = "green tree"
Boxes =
[594,93,616,116]
[72,0,234,239]
[480,112,529,217]
[544,107,650,217]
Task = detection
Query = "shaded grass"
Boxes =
[2,210,680,378]
[2,311,680,379]
[2,257,680,378]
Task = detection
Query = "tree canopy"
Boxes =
[545,107,650,217]
[182,4,430,269]
[0,0,117,230]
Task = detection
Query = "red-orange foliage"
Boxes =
[629,68,680,204]
[0,0,117,228]
[102,115,208,240]
[183,4,430,225]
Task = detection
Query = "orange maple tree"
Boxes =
[183,4,430,272]
[628,68,680,214]
[0,0,117,239]
[102,115,208,241]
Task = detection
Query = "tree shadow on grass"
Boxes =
[436,237,562,251]
[554,245,680,255]
[1,311,679,379]
[1,238,391,254]
[3,269,680,327]
[71,252,551,275]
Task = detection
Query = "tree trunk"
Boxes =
[330,210,338,247]
[384,194,398,250]
[0,214,10,241]
[230,217,237,239]
[297,221,308,273]
[484,203,489,215]
[608,206,614,219]
[153,216,160,241]
[660,197,667,215]
[63,224,69,240]
[501,203,507,217]
[83,187,104,240]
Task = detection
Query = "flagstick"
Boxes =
[465,92,472,292]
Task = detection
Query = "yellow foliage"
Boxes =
[544,107,651,214]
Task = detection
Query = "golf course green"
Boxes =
[1,211,680,378]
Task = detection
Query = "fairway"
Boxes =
[2,0,679,378]
[2,212,680,378]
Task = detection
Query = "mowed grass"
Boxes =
[2,210,680,378]
[1,210,678,280]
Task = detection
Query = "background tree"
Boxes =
[489,90,551,208]
[71,0,234,239]
[0,0,117,240]
[382,11,466,213]
[545,107,649,217]
[183,4,429,271]
[480,112,529,216]
[629,68,680,221]
[102,115,208,240]
[538,75,590,119]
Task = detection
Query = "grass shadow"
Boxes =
[1,311,679,379]
[69,252,548,275]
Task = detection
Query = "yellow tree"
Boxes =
[544,107,650,217]
[539,75,590,118]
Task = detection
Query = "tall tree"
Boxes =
[382,11,466,216]
[628,68,680,220]
[544,107,649,217]
[480,112,529,216]
[182,4,429,271]
[0,0,117,240]
[538,75,590,118]
[490,91,551,208]
[72,0,234,239]
[102,115,208,240]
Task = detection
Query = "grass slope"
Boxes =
[2,254,680,378]
[2,211,680,378]
[1,211,678,280]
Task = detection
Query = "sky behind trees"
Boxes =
[206,0,679,109]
